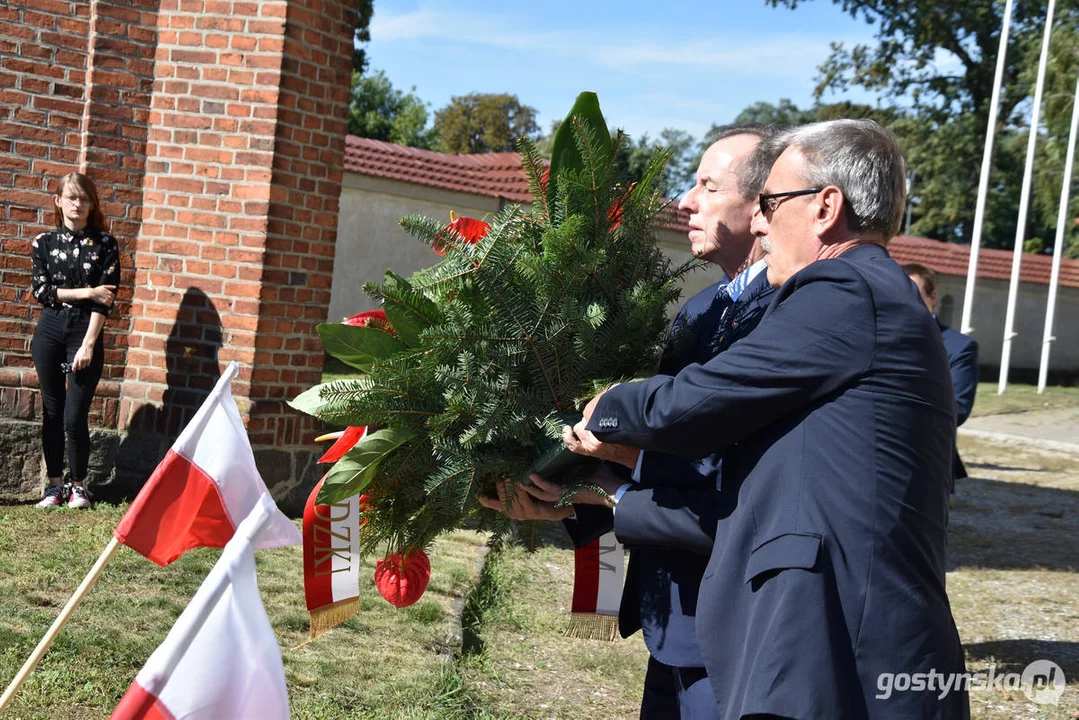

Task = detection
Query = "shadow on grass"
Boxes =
[966,461,1048,473]
[964,638,1079,677]
[947,475,1079,573]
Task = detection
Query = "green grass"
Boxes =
[971,382,1079,417]
[3,431,1076,718]
[457,526,649,719]
[0,505,492,719]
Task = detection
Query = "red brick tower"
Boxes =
[0,0,353,507]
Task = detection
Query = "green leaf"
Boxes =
[316,427,419,504]
[548,91,612,207]
[288,383,333,417]
[318,322,405,371]
[380,271,441,347]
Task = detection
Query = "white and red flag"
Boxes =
[111,493,293,720]
[113,361,301,566]
[567,529,625,641]
[302,475,362,639]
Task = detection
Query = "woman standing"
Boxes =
[30,173,120,508]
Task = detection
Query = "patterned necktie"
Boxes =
[698,286,734,363]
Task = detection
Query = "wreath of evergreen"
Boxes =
[291,93,698,552]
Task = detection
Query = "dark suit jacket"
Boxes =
[587,244,968,719]
[940,321,978,482]
[566,271,774,668]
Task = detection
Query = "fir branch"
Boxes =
[517,136,551,222]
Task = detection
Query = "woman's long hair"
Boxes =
[52,172,109,234]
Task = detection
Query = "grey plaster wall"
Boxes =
[936,276,1079,374]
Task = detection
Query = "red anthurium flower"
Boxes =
[375,548,431,608]
[608,182,636,231]
[358,493,372,526]
[315,425,368,464]
[343,308,389,328]
[433,211,490,256]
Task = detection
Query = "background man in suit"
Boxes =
[481,125,781,720]
[904,262,979,486]
[566,120,969,719]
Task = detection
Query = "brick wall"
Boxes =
[0,1,93,423]
[247,0,351,467]
[123,0,299,439]
[0,0,352,505]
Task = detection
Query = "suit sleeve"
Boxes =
[950,339,978,426]
[613,487,717,555]
[586,264,876,458]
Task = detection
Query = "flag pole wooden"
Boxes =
[0,537,122,712]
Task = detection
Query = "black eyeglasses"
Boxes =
[758,188,823,216]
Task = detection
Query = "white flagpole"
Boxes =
[961,0,1016,336]
[998,0,1056,394]
[1038,74,1079,393]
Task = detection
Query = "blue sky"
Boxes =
[365,0,881,143]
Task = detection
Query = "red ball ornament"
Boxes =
[374,548,431,609]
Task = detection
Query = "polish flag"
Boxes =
[111,494,292,720]
[113,362,301,566]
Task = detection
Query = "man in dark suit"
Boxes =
[482,125,781,720]
[566,120,969,719]
[904,262,979,486]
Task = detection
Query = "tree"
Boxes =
[352,0,374,73]
[1028,20,1079,256]
[732,98,819,127]
[767,0,1079,254]
[533,119,562,159]
[608,127,696,195]
[348,70,434,149]
[433,93,541,154]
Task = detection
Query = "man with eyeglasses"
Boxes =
[565,119,969,718]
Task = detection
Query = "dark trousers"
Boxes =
[640,655,719,720]
[31,306,104,482]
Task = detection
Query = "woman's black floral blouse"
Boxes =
[31,227,120,316]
